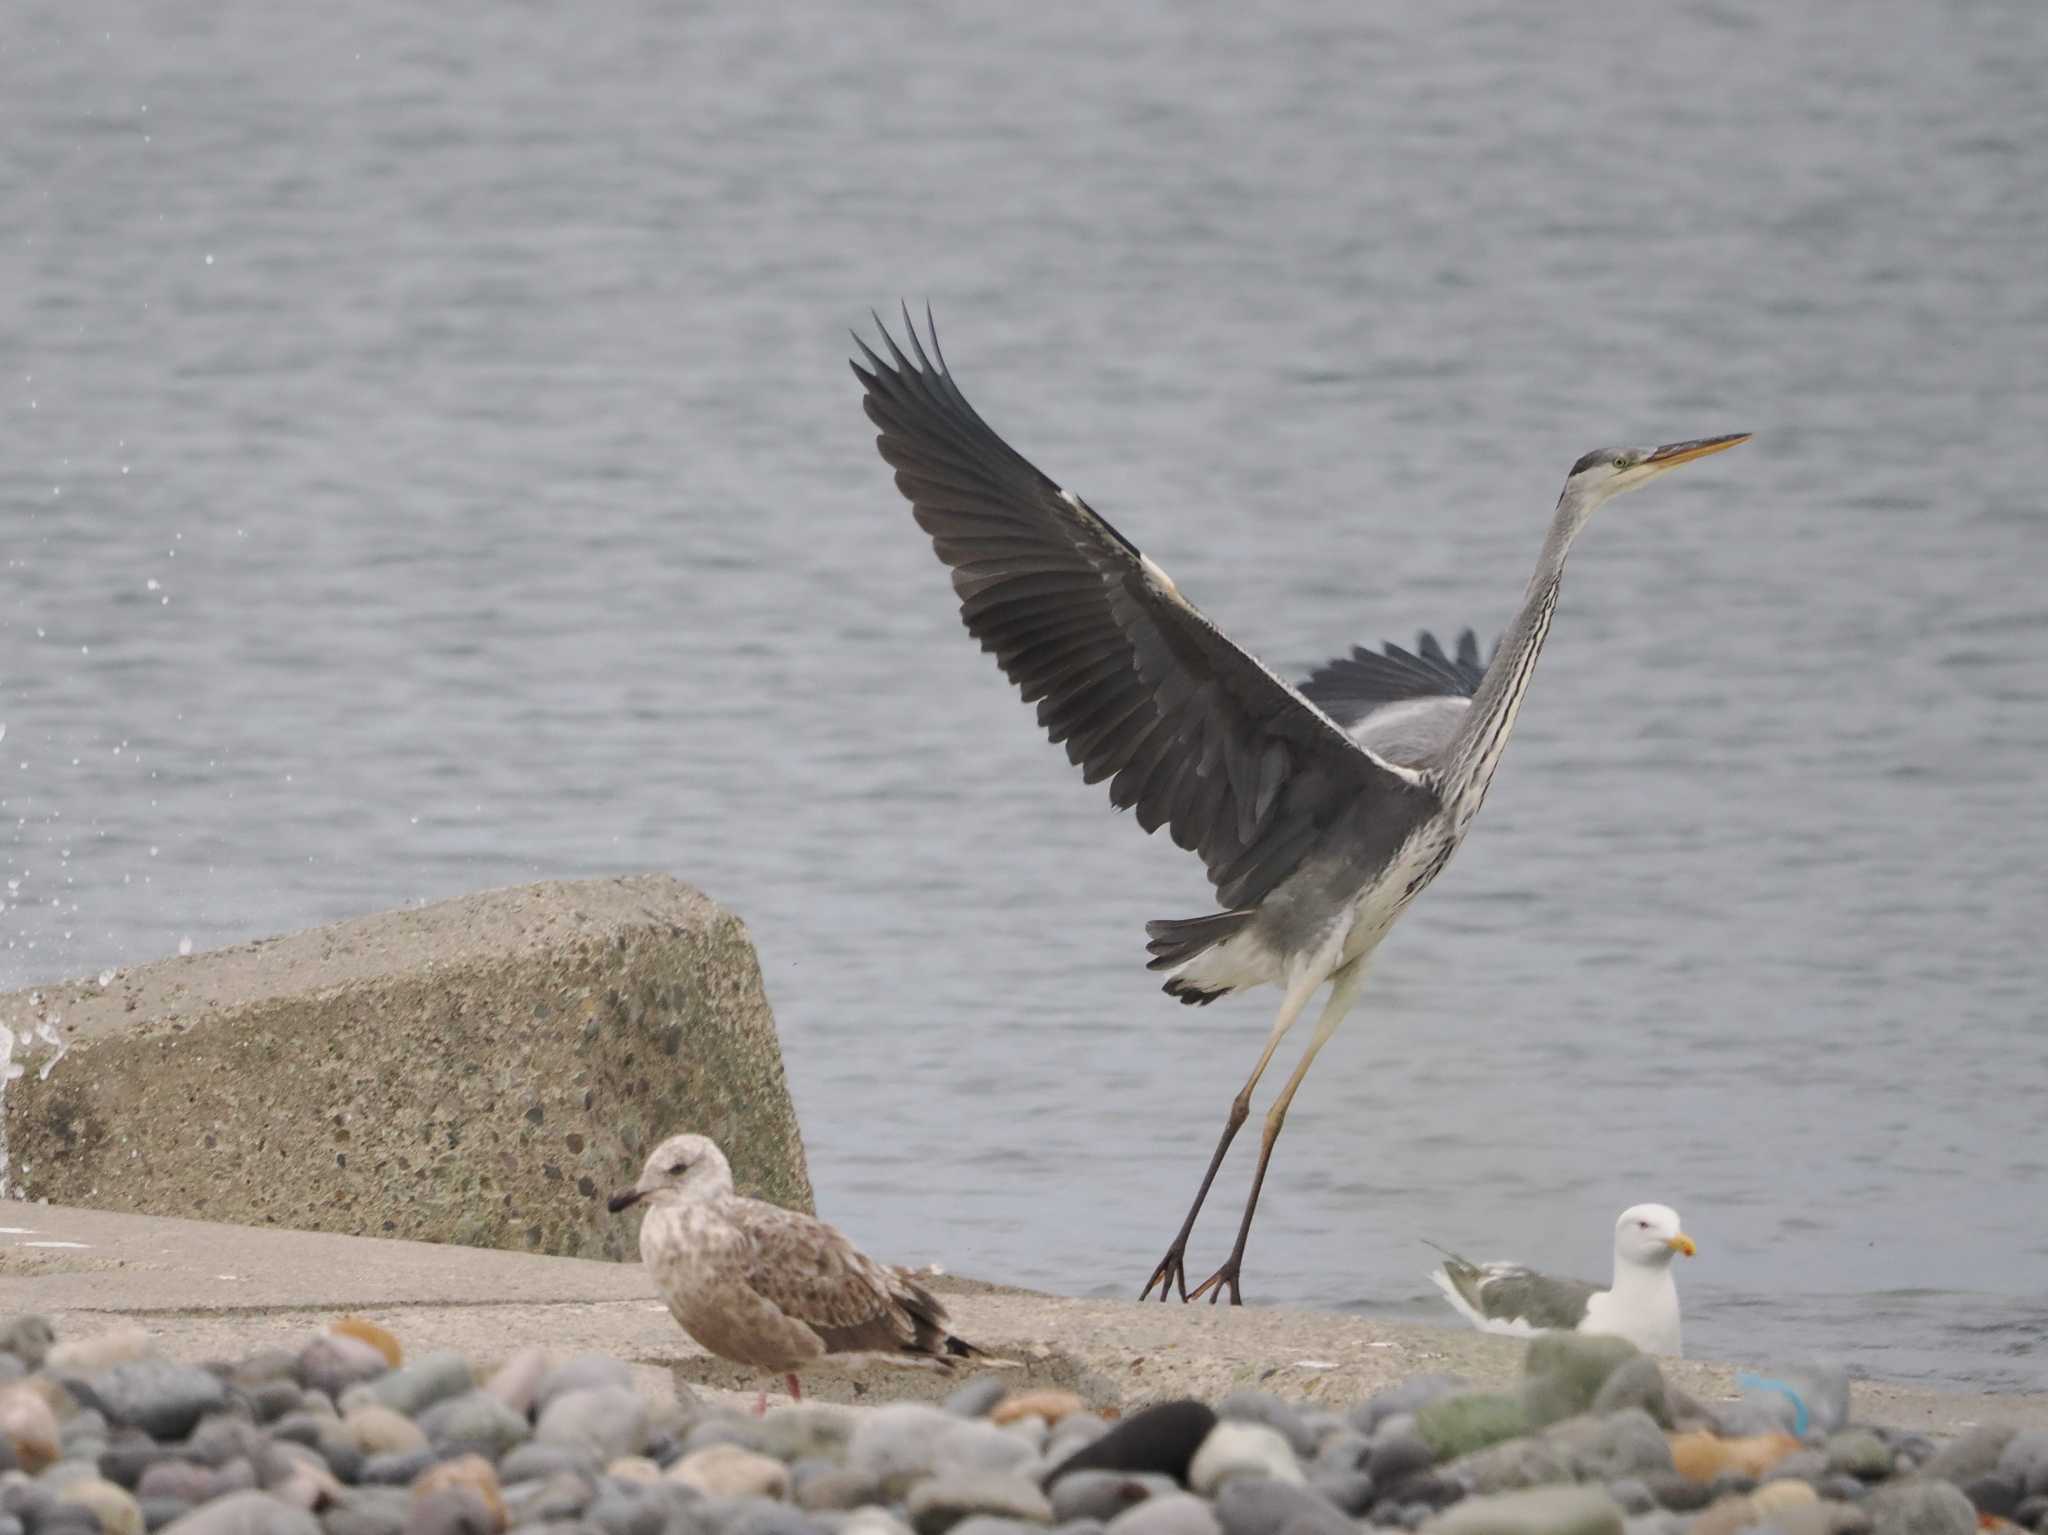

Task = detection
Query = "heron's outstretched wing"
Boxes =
[1300,630,1499,770]
[853,309,1432,911]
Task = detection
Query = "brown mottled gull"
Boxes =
[607,1132,977,1409]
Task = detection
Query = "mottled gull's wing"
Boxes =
[737,1201,961,1359]
[853,309,1432,912]
[1300,628,1500,769]
[1429,1243,1600,1336]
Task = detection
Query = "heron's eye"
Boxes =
[1637,1219,1651,1228]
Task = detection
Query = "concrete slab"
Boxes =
[0,876,812,1258]
[5,1200,2041,1434]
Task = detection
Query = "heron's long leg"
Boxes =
[1140,965,1327,1302]
[1188,958,1369,1305]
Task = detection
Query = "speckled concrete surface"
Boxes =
[0,876,812,1254]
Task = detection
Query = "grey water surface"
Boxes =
[4,0,2045,1391]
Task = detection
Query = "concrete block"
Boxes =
[0,875,811,1255]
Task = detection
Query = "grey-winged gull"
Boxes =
[607,1132,978,1410]
[1427,1202,1696,1356]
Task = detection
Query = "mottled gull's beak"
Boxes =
[1642,433,1750,469]
[1668,1233,1697,1257]
[607,1188,644,1214]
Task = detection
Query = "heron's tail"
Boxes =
[1145,909,1256,1005]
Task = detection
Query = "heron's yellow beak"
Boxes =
[1668,1233,1697,1257]
[1643,433,1751,469]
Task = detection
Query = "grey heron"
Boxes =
[851,309,1747,1305]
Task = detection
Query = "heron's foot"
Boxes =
[1186,1258,1245,1306]
[1140,1242,1192,1303]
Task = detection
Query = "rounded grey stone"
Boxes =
[1368,1434,1437,1488]
[416,1390,532,1456]
[1306,1472,1373,1518]
[1213,1475,1349,1535]
[537,1356,637,1410]
[349,1353,475,1418]
[1867,1480,1976,1535]
[906,1473,1054,1535]
[503,1443,604,1483]
[1826,1431,1895,1481]
[1215,1395,1316,1461]
[537,1386,651,1462]
[1350,1379,1470,1439]
[154,1490,321,1535]
[87,1363,231,1441]
[1606,1481,1655,1517]
[1104,1493,1222,1535]
[2001,1433,2048,1500]
[1049,1472,1171,1526]
[1965,1474,2022,1521]
[943,1378,1012,1420]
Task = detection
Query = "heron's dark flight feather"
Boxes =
[1299,629,1497,729]
[853,310,1432,912]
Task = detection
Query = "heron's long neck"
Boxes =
[1438,496,1589,810]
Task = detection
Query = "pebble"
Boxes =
[1212,1396,1316,1461]
[57,1479,146,1535]
[945,1379,1013,1420]
[1211,1475,1348,1535]
[49,1330,159,1377]
[0,1318,58,1370]
[1050,1403,1219,1487]
[1105,1492,1222,1535]
[534,1358,634,1411]
[347,1406,434,1457]
[905,1472,1054,1535]
[480,1350,551,1420]
[411,1455,507,1532]
[405,1486,499,1535]
[330,1321,403,1371]
[1351,1378,1470,1438]
[1922,1424,2016,1486]
[1605,1480,1654,1516]
[1826,1430,1895,1480]
[793,1469,883,1513]
[84,1365,229,1443]
[499,1444,600,1483]
[1420,1486,1624,1535]
[1589,1361,1672,1431]
[991,1391,1089,1429]
[751,1405,859,1465]
[156,1489,322,1535]
[1368,1429,1439,1487]
[1050,1472,1177,1525]
[416,1392,531,1457]
[668,1445,792,1501]
[1521,1336,1642,1426]
[1866,1480,1975,1535]
[1444,1435,1573,1495]
[0,1385,62,1471]
[1187,1425,1303,1497]
[1307,1472,1373,1518]
[1415,1395,1532,1461]
[1667,1431,1803,1483]
[350,1355,476,1419]
[533,1387,648,1462]
[297,1337,391,1403]
[2000,1432,2048,1499]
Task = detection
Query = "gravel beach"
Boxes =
[5,1313,2045,1535]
